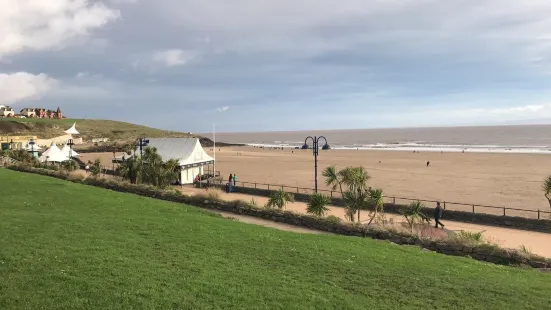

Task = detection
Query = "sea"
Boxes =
[211,124,551,154]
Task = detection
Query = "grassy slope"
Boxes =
[0,118,192,141]
[0,170,549,310]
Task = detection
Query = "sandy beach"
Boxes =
[81,147,551,217]
[206,147,551,217]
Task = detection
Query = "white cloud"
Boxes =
[0,0,120,56]
[216,106,230,112]
[0,72,58,105]
[152,49,197,67]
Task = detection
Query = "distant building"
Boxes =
[23,107,64,119]
[0,106,15,117]
[20,108,36,118]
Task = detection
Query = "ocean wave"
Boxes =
[245,142,551,154]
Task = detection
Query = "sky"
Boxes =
[3,0,551,133]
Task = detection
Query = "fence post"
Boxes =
[538,209,540,220]
[331,191,333,198]
[255,183,257,189]
[268,184,270,190]
[393,197,395,205]
[503,207,506,216]
[443,201,446,210]
[281,185,284,191]
[297,187,299,193]
[472,204,475,214]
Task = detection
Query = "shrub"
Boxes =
[326,215,342,225]
[456,231,484,242]
[205,188,222,201]
[307,193,331,217]
[62,160,78,172]
[265,189,294,210]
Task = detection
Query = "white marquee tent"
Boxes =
[64,123,79,135]
[114,138,215,184]
[60,143,80,158]
[39,142,69,163]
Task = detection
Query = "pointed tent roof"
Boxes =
[64,122,79,135]
[136,138,214,168]
[60,143,80,158]
[39,143,68,162]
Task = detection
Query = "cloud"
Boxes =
[0,0,120,56]
[216,106,230,112]
[152,49,197,67]
[0,72,58,105]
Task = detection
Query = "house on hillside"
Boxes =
[20,108,36,118]
[33,107,64,119]
[0,106,15,117]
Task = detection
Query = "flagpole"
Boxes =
[213,123,216,179]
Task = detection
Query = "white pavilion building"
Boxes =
[114,138,215,184]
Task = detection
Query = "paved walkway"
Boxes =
[179,186,551,257]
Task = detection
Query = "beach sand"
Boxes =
[81,147,551,217]
[206,147,551,217]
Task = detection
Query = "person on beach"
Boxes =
[229,174,233,184]
[426,161,430,167]
[434,202,445,228]
[233,174,237,186]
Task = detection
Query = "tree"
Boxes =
[323,166,370,222]
[543,176,551,210]
[307,193,331,217]
[266,189,295,210]
[366,188,384,225]
[117,157,142,184]
[401,200,428,232]
[89,159,102,176]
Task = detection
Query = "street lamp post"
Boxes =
[9,139,14,150]
[67,139,74,160]
[137,137,149,158]
[29,139,35,158]
[302,136,330,193]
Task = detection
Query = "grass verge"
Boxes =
[1,169,550,309]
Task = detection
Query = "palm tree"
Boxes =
[118,157,142,184]
[401,200,427,232]
[366,188,384,225]
[266,189,295,210]
[543,175,551,210]
[324,166,371,222]
[323,166,344,194]
[307,193,331,217]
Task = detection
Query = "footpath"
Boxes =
[180,186,551,258]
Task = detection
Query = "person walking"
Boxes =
[233,174,237,186]
[434,202,445,228]
[228,174,233,184]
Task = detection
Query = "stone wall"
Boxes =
[224,185,551,233]
[6,164,551,270]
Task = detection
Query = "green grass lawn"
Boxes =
[1,169,550,310]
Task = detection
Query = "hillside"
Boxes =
[1,169,550,309]
[0,118,194,141]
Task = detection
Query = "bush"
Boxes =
[326,215,342,225]
[62,160,78,172]
[455,231,484,243]
[205,188,222,201]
